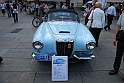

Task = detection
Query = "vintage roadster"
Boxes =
[32,9,96,61]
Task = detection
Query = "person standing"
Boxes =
[12,2,18,23]
[6,1,11,17]
[38,3,45,24]
[62,3,68,9]
[23,2,26,11]
[109,13,124,75]
[44,4,49,14]
[19,2,23,13]
[88,1,105,47]
[10,1,13,17]
[0,2,6,16]
[35,2,39,16]
[85,3,92,25]
[90,0,99,12]
[69,3,74,10]
[104,3,116,31]
[85,0,99,25]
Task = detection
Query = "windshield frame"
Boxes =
[46,9,80,22]
[48,12,78,22]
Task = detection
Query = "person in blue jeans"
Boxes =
[6,1,11,17]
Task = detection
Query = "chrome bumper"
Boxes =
[32,52,95,61]
[73,54,95,60]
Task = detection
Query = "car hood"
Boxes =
[48,22,78,35]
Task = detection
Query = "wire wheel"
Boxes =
[32,17,40,28]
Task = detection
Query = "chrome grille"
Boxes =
[56,39,74,56]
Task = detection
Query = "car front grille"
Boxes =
[56,39,74,57]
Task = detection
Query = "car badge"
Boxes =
[68,43,71,49]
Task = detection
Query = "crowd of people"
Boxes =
[84,1,123,25]
[84,0,124,48]
[0,1,55,23]
[84,0,124,76]
[0,1,75,26]
[0,1,27,22]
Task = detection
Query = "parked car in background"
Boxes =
[81,1,92,10]
[32,9,96,61]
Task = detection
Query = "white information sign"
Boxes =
[52,56,68,81]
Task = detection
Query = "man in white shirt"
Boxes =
[104,3,116,31]
[62,3,68,9]
[0,2,6,16]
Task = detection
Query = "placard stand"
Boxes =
[52,56,68,81]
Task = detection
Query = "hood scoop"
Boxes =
[59,31,70,33]
[49,22,78,35]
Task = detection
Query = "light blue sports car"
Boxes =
[32,9,96,61]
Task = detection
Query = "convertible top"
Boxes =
[47,9,78,15]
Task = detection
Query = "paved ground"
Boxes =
[0,9,123,83]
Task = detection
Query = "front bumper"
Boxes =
[31,52,95,61]
[74,54,95,59]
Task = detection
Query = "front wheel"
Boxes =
[32,17,40,28]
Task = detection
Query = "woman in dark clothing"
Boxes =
[69,3,74,10]
[12,3,18,22]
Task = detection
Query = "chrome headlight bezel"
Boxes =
[86,42,95,50]
[33,41,43,50]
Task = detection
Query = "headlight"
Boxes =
[33,41,43,50]
[86,42,95,50]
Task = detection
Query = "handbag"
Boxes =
[86,20,92,27]
[116,30,124,41]
[86,10,94,28]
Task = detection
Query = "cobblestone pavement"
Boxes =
[0,9,123,83]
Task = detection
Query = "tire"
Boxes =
[32,17,40,28]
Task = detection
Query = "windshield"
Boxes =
[48,12,78,22]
